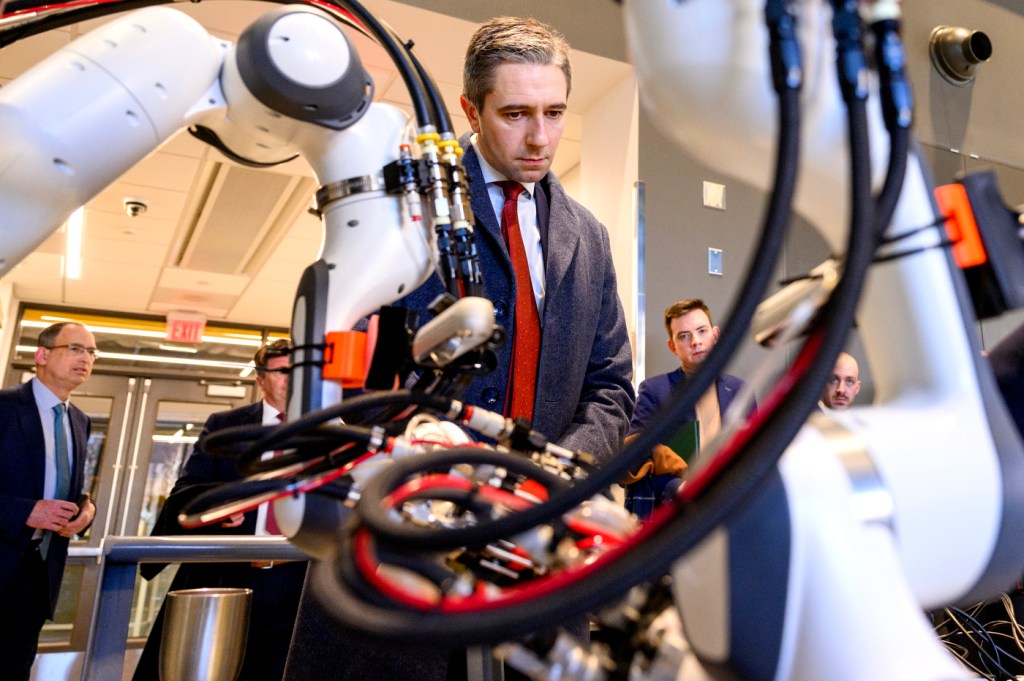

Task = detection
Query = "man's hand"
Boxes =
[651,443,688,478]
[221,513,245,528]
[27,498,79,532]
[619,434,688,485]
[61,496,96,537]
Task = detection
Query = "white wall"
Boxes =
[577,73,640,378]
[0,281,17,373]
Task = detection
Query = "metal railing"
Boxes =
[80,536,307,681]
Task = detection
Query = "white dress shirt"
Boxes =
[255,400,283,535]
[31,377,74,538]
[471,133,546,317]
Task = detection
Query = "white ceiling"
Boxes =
[0,0,631,329]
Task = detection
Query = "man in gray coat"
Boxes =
[409,15,635,459]
[284,15,634,681]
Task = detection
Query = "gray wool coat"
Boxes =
[402,138,635,460]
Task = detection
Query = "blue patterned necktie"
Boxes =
[41,403,71,559]
[53,403,71,502]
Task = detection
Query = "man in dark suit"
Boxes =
[624,299,751,518]
[284,16,635,681]
[0,321,98,680]
[133,339,306,681]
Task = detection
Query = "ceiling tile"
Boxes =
[0,29,71,81]
[85,213,176,247]
[91,183,187,223]
[64,261,160,311]
[158,267,251,296]
[120,151,201,194]
[7,252,66,302]
[255,258,308,284]
[229,278,295,327]
[81,236,168,266]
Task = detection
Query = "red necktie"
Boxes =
[497,181,541,421]
[265,412,285,535]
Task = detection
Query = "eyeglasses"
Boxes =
[258,366,290,375]
[46,343,99,359]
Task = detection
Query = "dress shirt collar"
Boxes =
[469,133,537,197]
[262,400,283,425]
[31,376,65,410]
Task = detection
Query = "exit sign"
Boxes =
[166,313,206,344]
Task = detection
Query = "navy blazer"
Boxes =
[401,138,635,460]
[0,379,91,616]
[628,367,748,438]
[625,368,749,518]
[150,400,265,540]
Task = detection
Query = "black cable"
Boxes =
[202,389,452,460]
[0,0,164,48]
[403,43,453,135]
[356,447,568,551]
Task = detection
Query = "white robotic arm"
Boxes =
[0,3,449,407]
[0,6,224,275]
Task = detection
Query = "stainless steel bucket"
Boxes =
[159,587,252,681]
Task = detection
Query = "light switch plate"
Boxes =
[708,248,723,276]
[703,181,726,210]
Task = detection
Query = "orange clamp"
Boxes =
[935,182,988,269]
[323,330,368,389]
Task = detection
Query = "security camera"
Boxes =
[123,197,148,217]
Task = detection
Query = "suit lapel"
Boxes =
[717,377,736,414]
[463,146,515,282]
[539,181,581,319]
[68,404,90,495]
[17,381,47,495]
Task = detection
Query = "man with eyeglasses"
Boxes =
[0,321,98,680]
[133,338,306,681]
[821,352,862,411]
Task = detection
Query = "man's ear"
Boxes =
[712,326,721,343]
[34,347,47,366]
[666,337,676,354]
[461,94,482,134]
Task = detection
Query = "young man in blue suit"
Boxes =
[133,339,306,681]
[0,321,98,680]
[624,299,750,518]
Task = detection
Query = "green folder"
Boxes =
[663,420,700,466]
